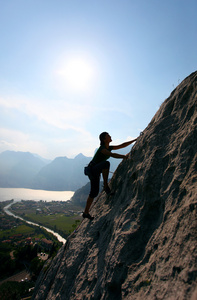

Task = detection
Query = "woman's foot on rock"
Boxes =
[104,185,114,195]
[82,212,94,220]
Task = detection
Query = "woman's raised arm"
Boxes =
[112,138,137,150]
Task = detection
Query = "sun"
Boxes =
[57,57,95,92]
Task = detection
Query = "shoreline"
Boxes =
[3,200,67,244]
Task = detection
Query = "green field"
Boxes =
[0,224,35,239]
[24,213,82,235]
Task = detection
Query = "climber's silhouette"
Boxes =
[83,132,137,220]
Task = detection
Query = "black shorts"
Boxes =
[89,160,110,198]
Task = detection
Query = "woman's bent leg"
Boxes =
[102,168,109,189]
[94,161,110,189]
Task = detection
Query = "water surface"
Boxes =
[0,188,74,202]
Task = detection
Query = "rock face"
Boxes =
[32,71,197,300]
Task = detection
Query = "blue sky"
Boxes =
[0,0,196,159]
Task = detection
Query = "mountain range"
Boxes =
[0,148,128,191]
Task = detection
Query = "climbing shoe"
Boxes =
[104,186,114,195]
[104,186,111,194]
[82,212,94,220]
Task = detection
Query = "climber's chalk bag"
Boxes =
[84,162,95,179]
[84,166,91,176]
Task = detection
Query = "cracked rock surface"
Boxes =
[32,71,197,300]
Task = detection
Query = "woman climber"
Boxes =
[83,132,137,220]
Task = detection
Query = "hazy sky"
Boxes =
[0,0,196,159]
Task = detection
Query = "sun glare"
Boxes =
[57,57,95,92]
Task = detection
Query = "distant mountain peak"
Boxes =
[74,153,86,159]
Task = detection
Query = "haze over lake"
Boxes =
[0,188,74,202]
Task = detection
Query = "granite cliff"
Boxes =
[32,71,197,300]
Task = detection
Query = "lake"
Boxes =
[0,188,74,202]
